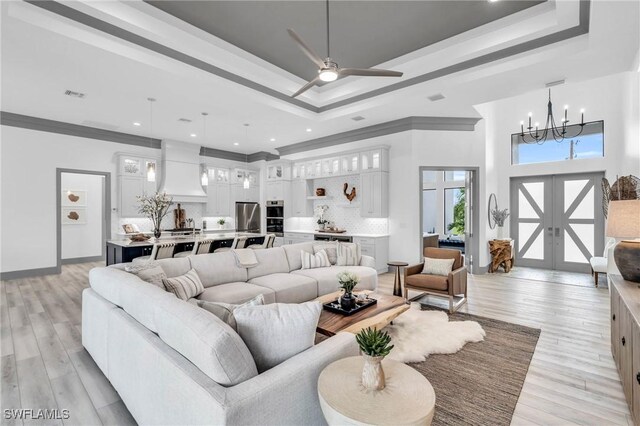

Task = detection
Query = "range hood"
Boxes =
[158,140,207,203]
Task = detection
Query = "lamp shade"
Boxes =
[606,200,640,238]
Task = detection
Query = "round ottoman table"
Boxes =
[318,356,435,426]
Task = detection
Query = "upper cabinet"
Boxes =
[322,157,340,177]
[266,162,290,181]
[117,154,159,217]
[340,153,359,175]
[360,148,388,173]
[231,168,259,187]
[360,171,389,218]
[205,167,230,217]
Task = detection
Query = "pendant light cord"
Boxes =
[326,0,330,58]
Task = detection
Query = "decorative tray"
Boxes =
[322,297,377,316]
[316,229,347,233]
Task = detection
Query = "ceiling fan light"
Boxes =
[319,69,338,82]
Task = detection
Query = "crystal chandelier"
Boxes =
[519,89,585,144]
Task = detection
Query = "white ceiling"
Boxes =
[1,0,638,155]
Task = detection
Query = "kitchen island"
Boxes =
[106,233,265,265]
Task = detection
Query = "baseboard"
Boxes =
[474,264,491,275]
[61,255,104,265]
[1,266,60,281]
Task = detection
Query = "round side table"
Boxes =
[387,261,409,298]
[318,356,435,426]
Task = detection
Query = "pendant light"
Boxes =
[146,97,157,182]
[201,112,209,187]
[243,123,250,189]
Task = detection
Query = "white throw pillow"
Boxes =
[301,250,330,269]
[313,242,338,265]
[194,294,264,331]
[336,242,361,266]
[163,269,205,300]
[125,261,167,289]
[421,257,455,276]
[234,301,322,372]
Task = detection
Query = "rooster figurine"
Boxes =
[343,183,356,203]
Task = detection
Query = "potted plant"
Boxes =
[491,207,510,239]
[317,218,328,230]
[355,327,394,391]
[137,192,173,239]
[217,218,226,229]
[337,271,359,310]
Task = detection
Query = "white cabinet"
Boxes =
[360,172,388,218]
[290,180,313,217]
[340,153,359,175]
[283,232,314,245]
[206,183,230,217]
[266,162,290,181]
[321,157,340,177]
[360,149,388,172]
[232,185,259,203]
[266,181,288,201]
[305,160,322,179]
[292,163,304,180]
[118,154,159,217]
[209,167,230,184]
[231,168,259,186]
[353,236,389,274]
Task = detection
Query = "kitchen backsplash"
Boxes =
[285,175,389,235]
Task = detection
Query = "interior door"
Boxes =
[510,172,604,273]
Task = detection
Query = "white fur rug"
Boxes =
[385,303,486,363]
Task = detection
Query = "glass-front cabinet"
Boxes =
[117,154,159,218]
[361,149,384,172]
[340,154,359,174]
[322,157,340,176]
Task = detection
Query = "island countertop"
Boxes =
[107,232,263,248]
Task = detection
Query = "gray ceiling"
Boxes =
[146,1,544,82]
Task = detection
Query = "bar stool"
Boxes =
[247,234,276,250]
[174,238,215,258]
[214,236,248,253]
[133,242,177,263]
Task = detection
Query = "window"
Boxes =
[444,170,466,182]
[511,121,604,165]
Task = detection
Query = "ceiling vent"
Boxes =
[64,90,86,99]
[178,118,192,123]
[351,116,365,121]
[427,93,445,102]
[545,79,565,88]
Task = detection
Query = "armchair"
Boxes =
[404,247,468,313]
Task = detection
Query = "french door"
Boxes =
[510,172,604,273]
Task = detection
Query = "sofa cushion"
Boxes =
[190,294,264,331]
[424,247,463,270]
[197,282,276,305]
[124,261,167,289]
[282,242,314,271]
[301,250,330,270]
[405,274,449,291]
[292,266,377,296]
[248,273,318,303]
[156,257,192,278]
[189,252,248,287]
[421,257,455,276]
[313,242,338,265]
[234,301,322,372]
[163,269,205,300]
[154,296,258,386]
[246,247,290,280]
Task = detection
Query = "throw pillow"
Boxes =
[163,269,204,300]
[195,294,265,331]
[336,242,361,266]
[421,257,455,276]
[301,250,330,269]
[234,301,322,372]
[313,242,338,265]
[124,261,167,289]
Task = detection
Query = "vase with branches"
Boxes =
[491,207,510,239]
[137,192,173,239]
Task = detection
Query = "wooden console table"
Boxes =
[489,239,514,273]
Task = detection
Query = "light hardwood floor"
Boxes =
[1,263,632,425]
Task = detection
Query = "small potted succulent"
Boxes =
[355,327,394,391]
[337,271,359,310]
[217,218,226,229]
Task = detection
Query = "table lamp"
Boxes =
[606,200,640,282]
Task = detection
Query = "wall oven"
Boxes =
[266,200,284,237]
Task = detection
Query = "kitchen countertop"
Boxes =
[284,230,389,238]
[107,232,263,247]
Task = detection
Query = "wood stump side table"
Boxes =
[318,356,435,426]
[387,261,409,298]
[489,239,514,273]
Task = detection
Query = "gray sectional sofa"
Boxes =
[82,242,378,425]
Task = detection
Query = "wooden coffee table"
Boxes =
[316,291,409,336]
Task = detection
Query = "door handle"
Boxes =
[547,227,553,235]
[555,227,560,237]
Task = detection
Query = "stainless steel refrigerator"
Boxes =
[235,202,261,233]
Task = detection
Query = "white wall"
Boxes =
[476,71,640,237]
[61,173,104,260]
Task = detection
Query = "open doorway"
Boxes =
[419,167,479,273]
[56,169,111,269]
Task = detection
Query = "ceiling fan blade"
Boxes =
[339,68,403,77]
[291,76,321,98]
[287,29,325,69]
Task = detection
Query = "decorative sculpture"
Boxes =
[602,175,640,218]
[343,183,356,203]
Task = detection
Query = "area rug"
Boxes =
[385,303,486,363]
[409,311,540,426]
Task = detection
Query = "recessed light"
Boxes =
[488,0,499,2]
[133,122,141,126]
[306,128,312,132]
[234,142,239,146]
[190,133,197,137]
[270,138,276,142]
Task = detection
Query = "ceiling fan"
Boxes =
[288,0,403,98]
